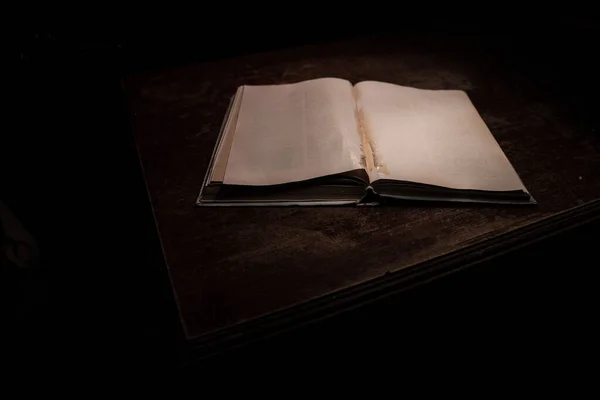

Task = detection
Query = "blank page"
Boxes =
[355,81,526,192]
[210,86,243,182]
[223,78,364,186]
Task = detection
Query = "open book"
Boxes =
[197,78,534,206]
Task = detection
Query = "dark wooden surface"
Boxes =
[125,34,600,345]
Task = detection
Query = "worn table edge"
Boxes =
[180,199,600,363]
[122,79,189,344]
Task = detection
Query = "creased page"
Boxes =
[223,78,363,186]
[355,81,526,191]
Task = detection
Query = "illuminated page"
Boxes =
[355,81,526,191]
[210,87,243,182]
[223,78,364,186]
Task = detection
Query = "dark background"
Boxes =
[4,13,599,373]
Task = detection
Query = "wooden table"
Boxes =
[125,34,600,360]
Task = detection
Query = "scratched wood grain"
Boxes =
[125,35,600,339]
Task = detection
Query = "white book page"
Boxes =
[355,81,526,192]
[223,78,364,186]
[210,87,244,182]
